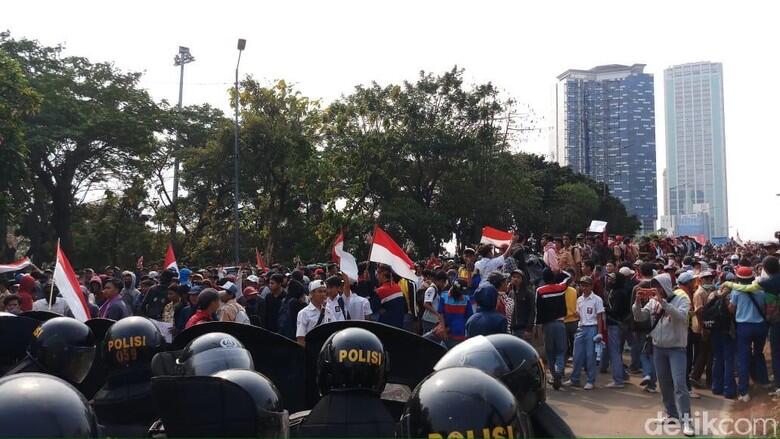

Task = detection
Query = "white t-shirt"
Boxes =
[422,285,440,323]
[325,296,348,322]
[32,297,69,315]
[296,302,339,338]
[341,293,372,320]
[576,293,604,326]
[474,255,505,278]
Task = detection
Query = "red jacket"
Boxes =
[18,275,36,312]
[185,309,212,329]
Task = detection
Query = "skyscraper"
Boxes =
[664,62,728,240]
[553,64,657,233]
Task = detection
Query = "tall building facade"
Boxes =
[553,64,657,233]
[664,62,728,240]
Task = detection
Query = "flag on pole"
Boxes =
[332,231,359,282]
[53,242,90,322]
[0,257,32,274]
[255,248,267,271]
[165,243,178,273]
[480,226,513,247]
[369,225,417,281]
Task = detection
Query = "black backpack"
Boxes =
[700,295,733,332]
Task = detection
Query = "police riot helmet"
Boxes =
[317,327,387,396]
[434,334,545,412]
[102,316,164,375]
[400,367,528,438]
[177,332,254,376]
[211,369,289,437]
[0,373,99,437]
[28,316,96,383]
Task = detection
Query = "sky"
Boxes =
[5,0,779,241]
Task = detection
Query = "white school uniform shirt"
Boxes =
[576,293,604,326]
[341,293,372,320]
[325,296,348,322]
[296,302,339,338]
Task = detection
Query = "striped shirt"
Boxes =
[438,292,473,340]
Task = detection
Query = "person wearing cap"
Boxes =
[185,288,220,329]
[726,266,769,402]
[375,266,407,329]
[689,270,715,389]
[324,275,348,322]
[563,276,604,390]
[465,283,507,338]
[217,281,250,324]
[242,286,266,327]
[175,285,203,333]
[457,247,476,284]
[295,280,337,347]
[672,271,704,399]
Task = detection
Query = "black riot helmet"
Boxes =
[28,316,96,383]
[0,373,99,437]
[211,369,289,437]
[177,332,254,376]
[400,367,529,439]
[103,316,164,376]
[434,334,545,412]
[317,327,387,396]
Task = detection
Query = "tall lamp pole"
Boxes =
[234,39,246,264]
[172,46,195,248]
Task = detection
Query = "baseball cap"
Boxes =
[242,286,258,297]
[309,279,326,292]
[697,270,714,279]
[463,247,476,255]
[618,267,635,278]
[736,266,754,280]
[677,271,695,285]
[246,275,259,283]
[487,270,509,286]
[189,285,205,295]
[325,275,344,288]
[579,276,594,286]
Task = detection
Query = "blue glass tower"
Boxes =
[554,64,657,233]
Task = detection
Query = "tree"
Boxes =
[1,38,161,257]
[0,47,40,260]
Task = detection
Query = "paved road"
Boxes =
[546,376,778,437]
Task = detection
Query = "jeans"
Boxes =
[710,331,736,398]
[640,347,657,389]
[569,325,598,385]
[686,331,699,390]
[565,320,579,359]
[735,322,769,395]
[543,320,567,378]
[607,324,626,384]
[691,332,712,384]
[654,346,691,421]
[628,330,642,370]
[770,322,780,388]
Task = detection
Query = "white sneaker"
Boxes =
[605,381,624,389]
[738,394,751,403]
[640,375,651,387]
[689,390,701,399]
[562,379,573,387]
[683,422,695,437]
[769,388,780,397]
[583,383,594,390]
[643,386,658,393]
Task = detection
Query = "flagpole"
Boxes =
[49,239,60,311]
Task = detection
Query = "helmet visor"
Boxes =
[433,336,509,377]
[257,409,289,438]
[180,348,254,376]
[58,345,97,384]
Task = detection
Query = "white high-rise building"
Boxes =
[664,62,728,240]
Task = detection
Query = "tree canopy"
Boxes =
[0,35,640,267]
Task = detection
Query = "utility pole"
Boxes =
[172,46,195,247]
[234,39,246,264]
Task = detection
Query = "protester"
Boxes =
[184,288,220,329]
[466,284,507,338]
[632,262,658,393]
[32,290,70,315]
[632,272,693,436]
[120,271,140,314]
[2,294,21,315]
[264,274,287,333]
[375,267,406,329]
[509,269,535,341]
[141,270,175,320]
[217,282,249,324]
[564,276,604,390]
[536,268,570,390]
[17,274,35,312]
[690,271,715,389]
[324,275,348,321]
[541,234,559,273]
[296,280,335,346]
[603,271,631,388]
[422,271,447,333]
[338,274,372,321]
[99,278,131,320]
[436,279,472,348]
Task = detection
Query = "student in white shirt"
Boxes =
[296,280,340,346]
[324,276,348,322]
[335,273,372,321]
[564,276,605,389]
[422,271,448,333]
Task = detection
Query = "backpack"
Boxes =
[277,297,295,340]
[700,295,733,332]
[234,307,250,324]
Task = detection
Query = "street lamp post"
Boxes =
[172,46,195,248]
[234,39,246,264]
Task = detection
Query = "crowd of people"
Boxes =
[1,232,778,437]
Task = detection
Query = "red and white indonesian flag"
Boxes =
[369,226,417,281]
[332,231,359,282]
[165,243,178,273]
[53,243,90,322]
[255,248,267,271]
[0,257,32,274]
[480,226,513,247]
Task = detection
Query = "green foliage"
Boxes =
[0,34,641,267]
